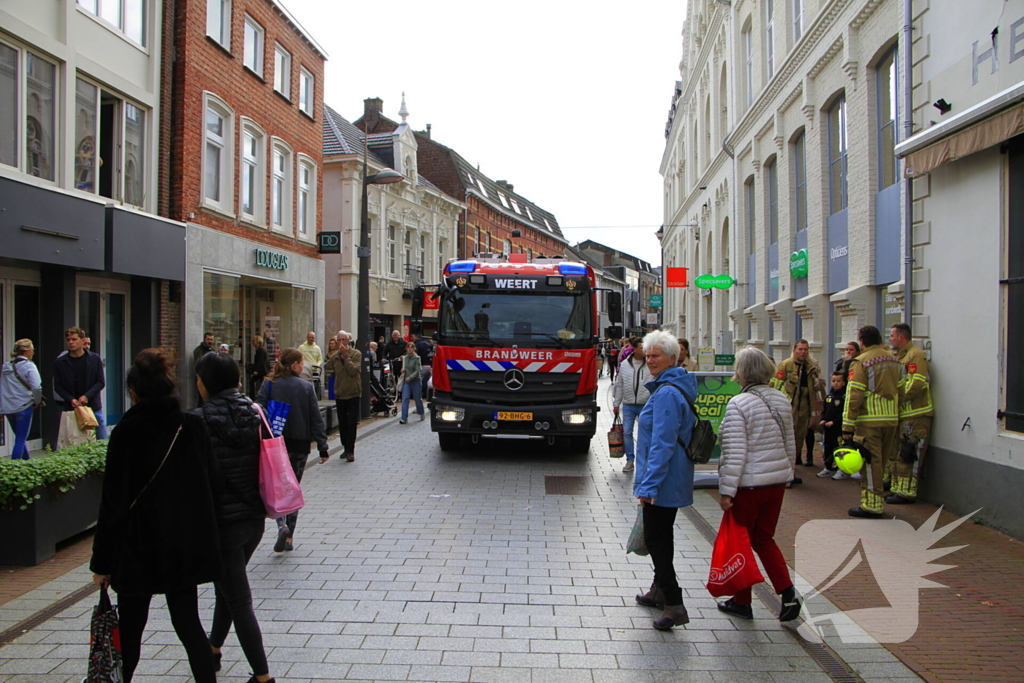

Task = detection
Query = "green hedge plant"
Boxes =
[0,441,108,511]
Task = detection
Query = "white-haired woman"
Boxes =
[632,329,698,630]
[1,339,43,460]
[716,346,801,622]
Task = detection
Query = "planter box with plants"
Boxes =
[0,440,108,566]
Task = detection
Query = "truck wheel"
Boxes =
[438,432,460,451]
[568,436,591,454]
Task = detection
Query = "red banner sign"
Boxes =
[666,267,689,287]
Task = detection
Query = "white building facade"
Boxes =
[895,0,1024,538]
[662,0,906,368]
[322,106,463,343]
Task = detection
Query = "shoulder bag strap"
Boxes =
[252,401,274,439]
[747,386,788,440]
[10,359,35,394]
[129,423,182,511]
[660,383,700,448]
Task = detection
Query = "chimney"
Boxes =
[496,180,514,193]
[363,97,383,132]
[425,123,432,139]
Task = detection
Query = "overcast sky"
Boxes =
[284,0,688,267]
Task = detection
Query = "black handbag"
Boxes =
[663,384,717,464]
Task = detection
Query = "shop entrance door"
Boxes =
[0,281,43,456]
[77,287,129,427]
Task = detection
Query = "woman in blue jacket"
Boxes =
[633,330,696,630]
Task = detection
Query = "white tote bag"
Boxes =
[57,410,95,450]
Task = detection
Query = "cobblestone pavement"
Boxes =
[0,378,923,682]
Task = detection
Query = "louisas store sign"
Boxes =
[694,274,736,289]
[789,249,808,278]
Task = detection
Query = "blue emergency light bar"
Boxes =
[558,263,588,275]
[448,261,477,273]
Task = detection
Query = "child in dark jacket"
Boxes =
[817,371,847,479]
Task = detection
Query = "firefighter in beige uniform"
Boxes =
[769,339,820,466]
[887,323,932,504]
[842,326,903,518]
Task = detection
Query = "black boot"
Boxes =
[717,598,753,619]
[779,586,802,622]
[653,604,689,630]
[635,582,665,608]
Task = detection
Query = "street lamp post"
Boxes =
[357,154,403,418]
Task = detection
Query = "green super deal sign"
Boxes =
[694,373,742,460]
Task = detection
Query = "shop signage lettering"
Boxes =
[666,267,689,287]
[317,231,341,254]
[649,294,663,307]
[474,349,554,360]
[790,249,809,278]
[493,278,537,289]
[694,274,736,289]
[830,245,849,261]
[255,248,289,270]
[770,268,780,279]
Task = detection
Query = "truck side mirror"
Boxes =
[411,286,425,319]
[605,325,623,340]
[608,291,623,324]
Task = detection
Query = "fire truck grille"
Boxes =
[448,370,581,405]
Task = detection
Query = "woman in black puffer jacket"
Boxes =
[195,353,276,683]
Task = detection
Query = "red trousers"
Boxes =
[728,484,793,605]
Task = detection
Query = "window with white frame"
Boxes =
[404,230,412,271]
[828,96,848,214]
[271,140,292,231]
[243,15,263,76]
[299,67,314,116]
[438,237,446,273]
[239,120,265,224]
[74,77,148,206]
[504,239,512,256]
[0,42,58,182]
[793,0,804,43]
[765,0,775,80]
[745,177,756,257]
[274,44,291,97]
[203,94,234,212]
[766,158,778,245]
[388,225,397,275]
[420,233,427,268]
[877,47,899,191]
[297,155,315,237]
[743,22,754,108]
[77,0,146,45]
[206,0,231,49]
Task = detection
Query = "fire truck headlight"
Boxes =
[438,407,465,422]
[561,408,593,425]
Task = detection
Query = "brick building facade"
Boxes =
[354,99,567,262]
[163,0,327,404]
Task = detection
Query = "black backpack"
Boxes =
[662,383,717,464]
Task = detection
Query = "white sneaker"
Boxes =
[832,470,850,480]
[622,461,635,472]
[850,472,861,480]
[816,468,835,478]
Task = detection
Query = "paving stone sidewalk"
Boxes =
[0,378,918,682]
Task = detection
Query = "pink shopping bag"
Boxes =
[253,403,304,518]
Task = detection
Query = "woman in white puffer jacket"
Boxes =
[715,347,801,623]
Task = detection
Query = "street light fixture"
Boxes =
[357,151,403,418]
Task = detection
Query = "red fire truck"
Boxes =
[417,253,619,452]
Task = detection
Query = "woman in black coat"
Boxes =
[248,335,270,400]
[90,349,221,683]
[195,352,275,683]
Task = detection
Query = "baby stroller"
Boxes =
[369,362,397,416]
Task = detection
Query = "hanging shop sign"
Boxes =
[694,274,736,289]
[254,248,289,270]
[317,231,341,254]
[789,249,809,278]
[666,267,689,287]
[649,294,663,307]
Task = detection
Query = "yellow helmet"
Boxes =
[834,446,864,475]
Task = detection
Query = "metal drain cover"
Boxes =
[544,475,591,495]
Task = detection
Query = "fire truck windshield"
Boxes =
[440,289,591,348]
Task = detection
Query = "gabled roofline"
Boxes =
[270,0,329,60]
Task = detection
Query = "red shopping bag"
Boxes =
[706,510,764,598]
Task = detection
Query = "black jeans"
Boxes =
[642,503,683,605]
[118,585,214,683]
[335,396,360,455]
[277,449,309,535]
[210,518,269,676]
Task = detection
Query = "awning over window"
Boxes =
[903,101,1024,178]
